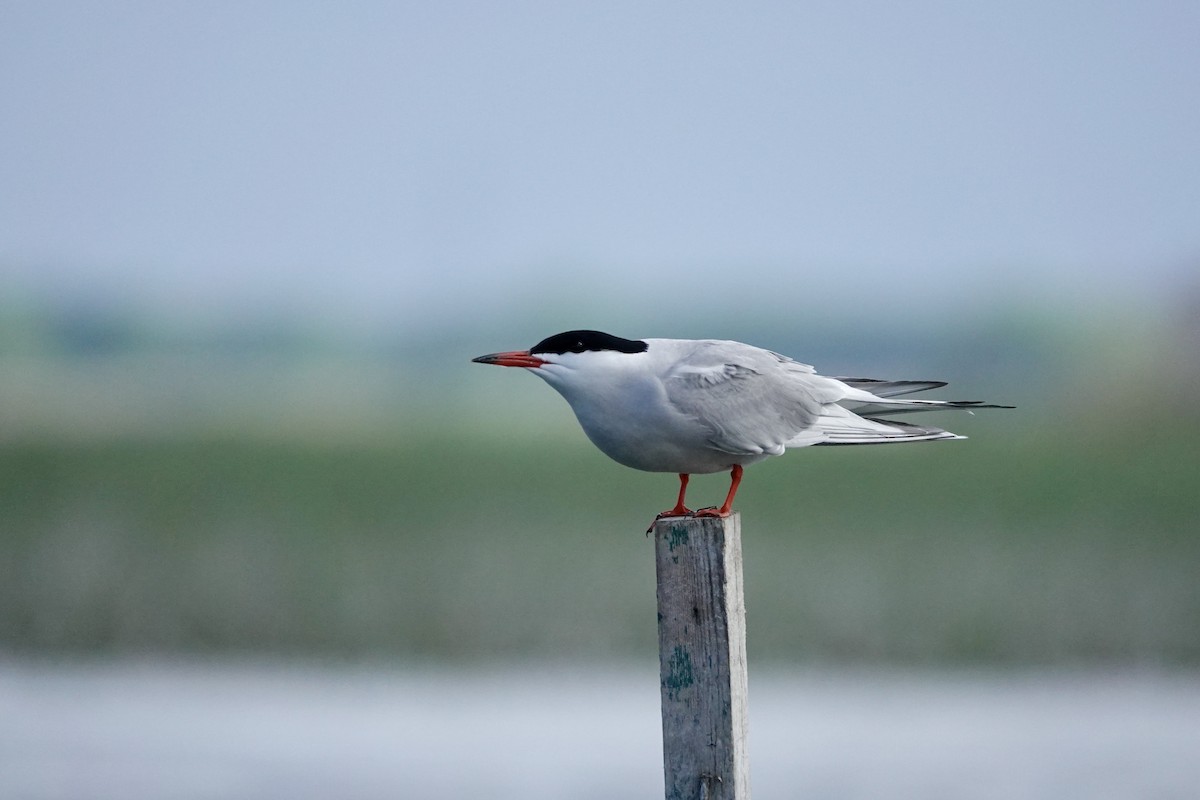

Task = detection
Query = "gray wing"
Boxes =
[662,342,834,456]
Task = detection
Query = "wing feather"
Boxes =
[657,340,1008,456]
[664,342,828,455]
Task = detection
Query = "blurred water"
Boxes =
[1,660,1196,800]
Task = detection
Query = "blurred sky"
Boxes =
[1,1,1198,332]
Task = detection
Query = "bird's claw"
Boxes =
[693,506,731,519]
[646,507,695,534]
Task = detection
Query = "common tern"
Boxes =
[474,330,1010,525]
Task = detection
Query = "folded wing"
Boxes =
[664,342,1012,452]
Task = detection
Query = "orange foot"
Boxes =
[647,504,693,534]
[691,465,742,520]
[692,505,732,518]
[649,464,743,531]
[654,504,695,520]
[647,473,696,533]
[656,502,694,519]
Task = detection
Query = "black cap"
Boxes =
[530,330,648,355]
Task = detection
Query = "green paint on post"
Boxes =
[667,523,690,552]
[662,645,695,700]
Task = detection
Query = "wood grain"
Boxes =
[654,513,750,800]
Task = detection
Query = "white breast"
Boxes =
[530,344,776,474]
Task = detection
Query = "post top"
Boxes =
[650,512,741,532]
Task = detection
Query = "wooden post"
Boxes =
[653,513,750,800]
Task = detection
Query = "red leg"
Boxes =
[657,473,693,519]
[648,474,694,531]
[695,464,743,518]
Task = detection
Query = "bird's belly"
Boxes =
[569,395,763,475]
[586,428,734,473]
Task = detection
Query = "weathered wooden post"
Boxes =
[653,512,750,800]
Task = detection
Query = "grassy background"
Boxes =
[1,303,1197,665]
[2,412,1196,665]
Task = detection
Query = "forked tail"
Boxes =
[786,377,1013,447]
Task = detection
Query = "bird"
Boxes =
[473,330,1010,526]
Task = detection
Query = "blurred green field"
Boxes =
[2,302,1197,664]
[2,413,1197,665]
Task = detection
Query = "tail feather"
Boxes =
[834,377,1014,418]
[789,403,964,446]
[778,376,1013,446]
[846,399,1015,417]
[834,378,948,398]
